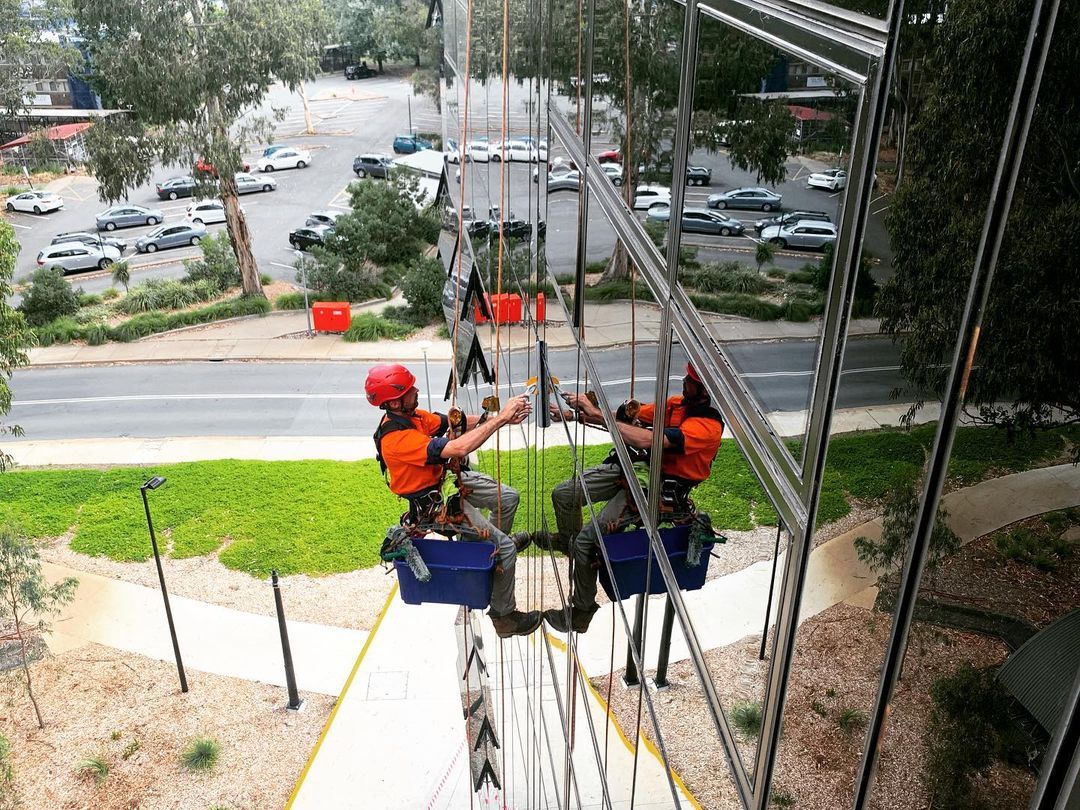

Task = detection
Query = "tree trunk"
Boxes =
[9,585,44,729]
[298,83,316,135]
[219,172,264,298]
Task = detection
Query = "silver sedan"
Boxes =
[95,204,165,231]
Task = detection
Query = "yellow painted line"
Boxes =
[285,583,398,808]
[543,631,704,809]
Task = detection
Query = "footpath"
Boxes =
[26,297,883,366]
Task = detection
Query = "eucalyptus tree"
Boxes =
[73,0,331,297]
[0,223,32,474]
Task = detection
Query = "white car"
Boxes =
[633,185,671,210]
[185,199,238,225]
[488,140,544,162]
[6,190,64,214]
[446,141,492,164]
[807,168,847,191]
[256,148,312,172]
[37,241,120,273]
[602,164,624,185]
[760,220,839,250]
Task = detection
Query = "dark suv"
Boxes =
[353,154,394,179]
[754,209,830,234]
[345,63,376,79]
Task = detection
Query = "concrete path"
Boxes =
[26,297,882,367]
[42,561,366,696]
[288,588,700,809]
[574,462,1080,675]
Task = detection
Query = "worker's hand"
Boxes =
[563,392,600,421]
[498,394,532,426]
[549,404,575,423]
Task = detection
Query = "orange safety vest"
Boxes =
[636,396,724,483]
[374,409,449,497]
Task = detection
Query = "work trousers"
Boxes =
[551,463,628,611]
[458,470,519,615]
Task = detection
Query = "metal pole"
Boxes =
[654,596,676,689]
[759,524,783,661]
[622,595,645,688]
[272,570,304,711]
[141,487,188,693]
[408,95,413,134]
[294,249,312,335]
[419,341,433,410]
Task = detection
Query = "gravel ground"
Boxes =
[0,643,331,809]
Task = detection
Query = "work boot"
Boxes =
[542,605,598,634]
[489,609,543,638]
[532,531,571,555]
[510,532,533,552]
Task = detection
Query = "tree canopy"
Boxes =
[878,0,1079,432]
[73,0,331,296]
[0,223,32,474]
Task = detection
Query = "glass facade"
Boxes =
[436,0,1079,805]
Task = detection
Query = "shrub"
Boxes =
[766,268,786,280]
[690,263,768,295]
[810,699,828,717]
[183,231,240,291]
[786,269,816,285]
[302,253,390,303]
[180,737,220,772]
[688,292,783,320]
[85,324,108,345]
[853,468,960,575]
[78,292,103,307]
[101,287,120,301]
[436,322,451,339]
[343,312,416,342]
[993,522,1072,571]
[643,218,666,248]
[400,255,446,325]
[0,733,14,800]
[275,291,308,310]
[259,273,272,286]
[121,740,140,760]
[781,298,823,322]
[836,707,868,735]
[77,755,110,785]
[110,259,131,291]
[729,701,763,738]
[925,664,1032,807]
[19,267,80,327]
[771,789,796,808]
[584,259,610,275]
[119,284,157,314]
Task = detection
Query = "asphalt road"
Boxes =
[5,336,909,441]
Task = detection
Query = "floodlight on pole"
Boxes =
[140,476,188,693]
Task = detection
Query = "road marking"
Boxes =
[7,222,32,230]
[270,261,296,269]
[739,364,901,379]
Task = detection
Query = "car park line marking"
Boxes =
[270,261,296,270]
[6,222,32,230]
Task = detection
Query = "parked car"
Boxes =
[646,206,745,236]
[155,176,197,200]
[306,210,345,227]
[597,149,621,164]
[600,164,624,185]
[51,231,128,253]
[5,190,63,214]
[807,168,847,191]
[707,186,783,211]
[545,170,581,193]
[353,153,394,178]
[754,210,830,234]
[686,165,712,186]
[760,220,838,250]
[135,222,206,253]
[234,172,277,194]
[488,140,543,162]
[345,63,376,79]
[37,241,120,273]
[262,144,293,157]
[96,204,165,231]
[289,224,334,250]
[257,148,311,172]
[393,134,433,154]
[195,157,250,176]
[633,185,671,210]
[535,161,577,183]
[447,141,492,164]
[185,199,230,225]
[495,218,546,241]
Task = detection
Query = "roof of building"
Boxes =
[998,608,1080,733]
[0,122,92,151]
[786,105,836,122]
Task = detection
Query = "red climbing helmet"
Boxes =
[685,363,702,384]
[365,364,416,406]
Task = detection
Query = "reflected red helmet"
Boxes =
[686,363,702,384]
[365,364,416,406]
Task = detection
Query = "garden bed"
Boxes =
[0,643,331,809]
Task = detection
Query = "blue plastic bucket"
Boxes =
[395,537,497,610]
[597,525,713,601]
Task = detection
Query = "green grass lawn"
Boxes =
[0,424,1075,578]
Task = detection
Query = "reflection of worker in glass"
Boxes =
[544,364,724,633]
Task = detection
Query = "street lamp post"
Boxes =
[294,249,313,336]
[140,476,188,693]
[418,340,433,410]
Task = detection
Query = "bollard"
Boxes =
[272,570,304,711]
[623,595,646,688]
[654,596,676,689]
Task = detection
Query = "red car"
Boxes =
[597,149,622,164]
[194,157,251,177]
